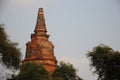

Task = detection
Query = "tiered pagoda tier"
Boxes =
[23,8,57,74]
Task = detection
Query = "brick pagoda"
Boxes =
[23,8,57,74]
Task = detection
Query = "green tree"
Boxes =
[87,44,120,80]
[0,24,21,69]
[16,62,49,80]
[52,61,83,80]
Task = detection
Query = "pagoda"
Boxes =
[23,8,57,74]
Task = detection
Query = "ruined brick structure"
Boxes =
[23,8,57,74]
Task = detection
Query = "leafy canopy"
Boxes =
[16,62,49,80]
[87,44,120,80]
[52,61,83,80]
[0,24,21,69]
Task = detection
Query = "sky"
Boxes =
[0,0,120,80]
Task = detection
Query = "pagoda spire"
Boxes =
[23,8,57,74]
[34,8,47,33]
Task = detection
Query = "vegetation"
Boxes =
[87,44,120,80]
[0,24,21,69]
[16,62,49,80]
[52,61,83,80]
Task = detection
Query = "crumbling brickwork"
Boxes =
[23,8,57,74]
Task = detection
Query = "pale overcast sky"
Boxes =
[0,0,120,80]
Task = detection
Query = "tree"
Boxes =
[0,24,21,69]
[87,44,120,80]
[16,62,49,80]
[52,61,83,80]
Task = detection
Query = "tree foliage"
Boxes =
[52,61,83,80]
[87,44,120,80]
[16,62,49,80]
[0,24,21,69]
